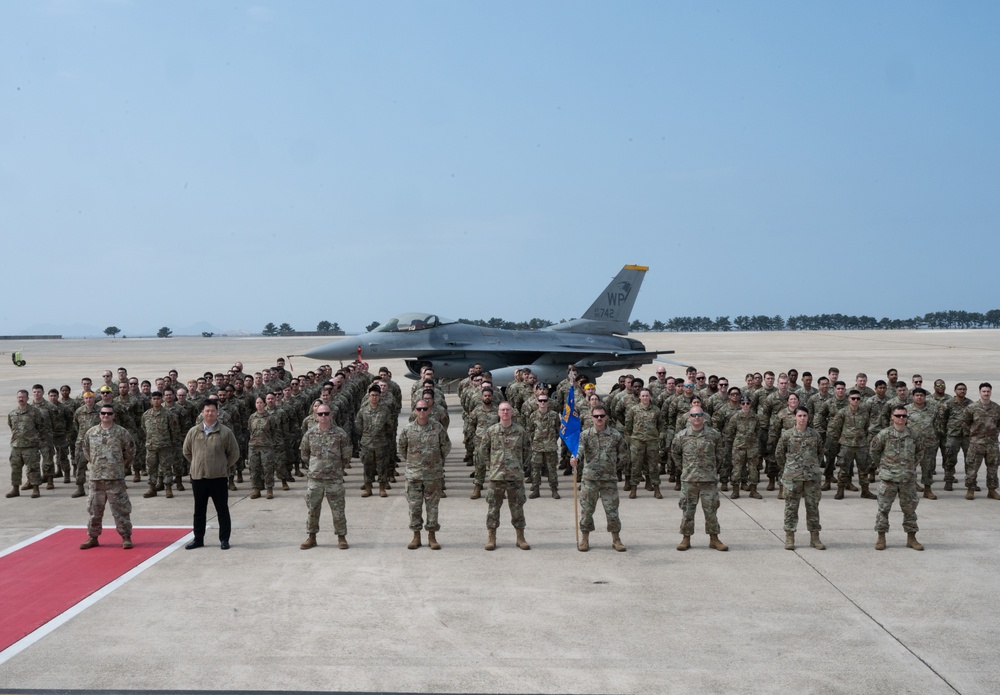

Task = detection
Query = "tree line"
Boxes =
[627,309,1000,332]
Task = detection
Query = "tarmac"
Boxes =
[1,331,999,694]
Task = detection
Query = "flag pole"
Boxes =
[573,454,579,546]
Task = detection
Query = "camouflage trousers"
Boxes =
[530,451,559,491]
[406,478,441,532]
[248,445,278,490]
[965,439,1000,490]
[473,441,488,486]
[146,448,180,486]
[944,436,970,483]
[916,443,937,487]
[836,445,870,485]
[678,481,720,536]
[875,479,919,533]
[361,444,391,485]
[579,479,621,533]
[782,480,822,533]
[823,442,840,480]
[40,443,55,478]
[305,478,347,536]
[731,446,760,486]
[486,480,526,530]
[10,446,41,487]
[133,428,146,472]
[718,440,733,485]
[54,438,70,478]
[629,438,660,487]
[87,479,133,540]
[75,458,89,487]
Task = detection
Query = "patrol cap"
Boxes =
[99,386,113,393]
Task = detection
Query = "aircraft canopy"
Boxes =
[373,313,456,333]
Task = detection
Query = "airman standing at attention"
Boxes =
[29,384,56,489]
[299,404,352,550]
[7,389,45,498]
[672,404,728,552]
[726,395,763,499]
[468,387,500,500]
[939,383,972,491]
[71,391,102,498]
[906,388,939,500]
[870,405,923,550]
[398,399,451,550]
[776,406,825,551]
[624,388,663,499]
[355,384,394,498]
[572,404,627,552]
[79,406,136,550]
[141,392,181,499]
[962,383,1000,501]
[481,402,531,551]
[828,390,876,500]
[525,392,560,499]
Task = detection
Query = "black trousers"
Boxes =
[191,477,231,543]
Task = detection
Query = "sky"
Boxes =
[3,1,999,337]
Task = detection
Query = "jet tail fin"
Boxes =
[547,264,647,335]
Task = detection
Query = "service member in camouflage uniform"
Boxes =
[571,405,627,552]
[870,405,924,550]
[79,406,136,550]
[71,391,102,497]
[962,383,1000,500]
[827,390,876,500]
[355,385,395,498]
[671,405,728,551]
[298,404,352,550]
[725,395,763,499]
[468,387,500,499]
[46,388,73,484]
[398,399,451,550]
[7,389,45,498]
[938,383,972,491]
[775,406,826,550]
[905,388,939,499]
[624,388,663,498]
[525,393,561,499]
[481,402,531,551]
[141,392,181,499]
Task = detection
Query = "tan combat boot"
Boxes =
[875,532,886,550]
[485,529,496,551]
[578,531,590,552]
[45,474,55,490]
[408,531,422,550]
[709,534,728,551]
[860,483,877,499]
[846,480,859,492]
[924,486,938,500]
[622,480,632,492]
[785,532,795,550]
[6,487,20,498]
[674,479,681,491]
[122,536,133,550]
[250,489,261,499]
[337,535,349,549]
[551,488,561,499]
[71,484,86,498]
[628,486,637,499]
[175,480,185,491]
[988,488,1000,500]
[528,487,540,499]
[132,471,141,483]
[944,480,954,491]
[378,482,388,498]
[361,482,372,497]
[164,484,173,499]
[653,485,663,499]
[966,488,975,500]
[730,487,740,500]
[720,481,729,492]
[469,483,482,500]
[281,480,290,491]
[611,532,626,552]
[21,481,32,490]
[820,477,831,491]
[834,485,845,500]
[767,476,776,491]
[300,533,317,550]
[80,536,99,550]
[810,530,826,550]
[676,535,691,551]
[906,533,924,551]
[427,532,441,550]
[143,483,157,498]
[31,485,40,498]
[777,484,784,500]
[266,488,274,499]
[748,485,762,499]
[515,529,531,550]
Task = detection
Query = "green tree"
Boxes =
[317,320,333,332]
[104,326,121,338]
[157,326,173,338]
[366,320,381,332]
[262,322,279,337]
[278,322,294,334]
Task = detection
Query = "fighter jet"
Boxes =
[299,264,672,384]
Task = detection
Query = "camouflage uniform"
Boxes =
[48,400,73,482]
[142,406,181,487]
[73,404,102,487]
[767,408,797,479]
[300,425,352,537]
[355,401,395,487]
[624,402,662,488]
[939,395,972,487]
[711,400,739,486]
[81,423,136,541]
[398,419,451,532]
[905,403,938,488]
[469,402,500,487]
[962,400,1000,492]
[482,421,531,530]
[577,426,628,533]
[8,405,45,489]
[828,406,871,486]
[776,427,823,533]
[248,411,278,491]
[671,426,724,536]
[870,426,919,533]
[526,407,560,495]
[725,410,761,487]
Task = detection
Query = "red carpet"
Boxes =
[0,526,189,653]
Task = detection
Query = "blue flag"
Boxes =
[559,384,582,457]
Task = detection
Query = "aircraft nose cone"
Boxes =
[303,339,359,360]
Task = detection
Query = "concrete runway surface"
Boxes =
[1,331,998,694]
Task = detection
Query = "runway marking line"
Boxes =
[0,525,191,665]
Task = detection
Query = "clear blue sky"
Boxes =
[3,1,998,336]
